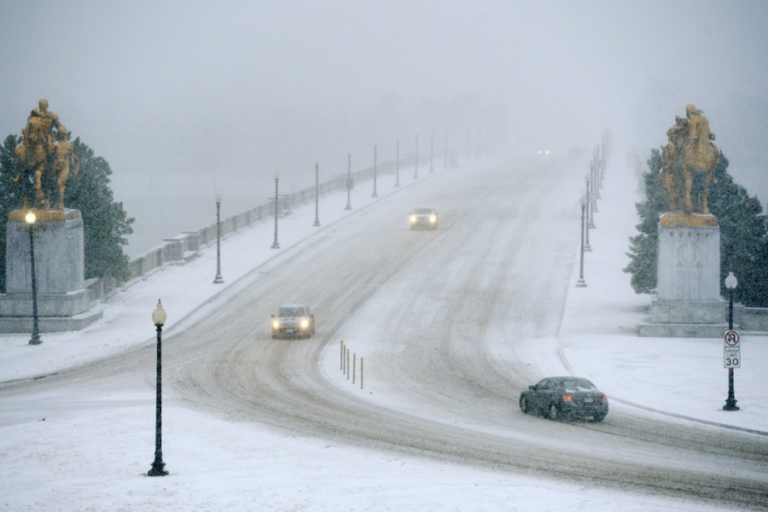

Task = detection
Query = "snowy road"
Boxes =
[3,156,768,510]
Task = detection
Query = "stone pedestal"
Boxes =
[0,209,102,333]
[639,213,728,337]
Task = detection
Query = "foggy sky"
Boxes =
[2,0,767,256]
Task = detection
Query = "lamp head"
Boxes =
[580,195,586,207]
[725,271,738,290]
[152,299,167,326]
[24,211,36,226]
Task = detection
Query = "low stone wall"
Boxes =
[737,305,768,333]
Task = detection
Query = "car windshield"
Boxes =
[278,307,305,317]
[414,207,433,214]
[561,378,597,392]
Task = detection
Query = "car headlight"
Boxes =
[409,215,417,223]
[272,319,281,330]
[300,318,310,329]
[429,214,437,223]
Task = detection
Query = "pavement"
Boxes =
[1,154,765,436]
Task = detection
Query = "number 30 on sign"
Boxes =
[724,347,741,368]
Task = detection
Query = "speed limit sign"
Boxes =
[724,330,741,368]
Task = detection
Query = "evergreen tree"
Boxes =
[66,138,134,282]
[0,135,134,292]
[708,154,768,307]
[0,135,26,292]
[623,148,664,294]
[624,149,768,307]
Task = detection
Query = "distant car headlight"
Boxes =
[272,319,281,330]
[429,214,437,223]
[409,215,417,224]
[300,318,310,330]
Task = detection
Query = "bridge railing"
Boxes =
[86,154,416,301]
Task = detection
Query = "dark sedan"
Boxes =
[519,376,608,422]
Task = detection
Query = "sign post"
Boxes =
[723,330,740,411]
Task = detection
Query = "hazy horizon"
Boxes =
[2,0,767,257]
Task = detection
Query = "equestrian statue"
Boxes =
[660,104,719,215]
[14,98,79,210]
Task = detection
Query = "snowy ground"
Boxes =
[0,153,765,511]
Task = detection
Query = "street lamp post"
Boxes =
[444,131,448,168]
[586,174,596,225]
[372,145,378,198]
[345,153,352,210]
[723,272,740,411]
[313,163,321,227]
[148,300,169,477]
[271,176,281,249]
[414,135,419,179]
[430,133,434,173]
[594,151,602,198]
[591,161,600,209]
[576,196,587,287]
[395,140,400,187]
[467,128,471,162]
[584,175,593,251]
[25,211,42,345]
[213,195,224,284]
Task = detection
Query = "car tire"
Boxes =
[594,413,606,423]
[548,404,559,421]
[519,396,529,414]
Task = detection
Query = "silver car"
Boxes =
[271,304,316,339]
[409,206,439,230]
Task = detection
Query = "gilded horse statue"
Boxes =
[14,99,79,209]
[661,104,719,215]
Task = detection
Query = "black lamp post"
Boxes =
[148,300,169,476]
[723,272,739,411]
[467,128,471,162]
[584,175,593,251]
[576,196,587,287]
[395,140,400,187]
[372,145,378,198]
[313,163,321,227]
[213,195,224,284]
[25,211,42,345]
[591,160,600,209]
[414,135,419,179]
[272,176,281,249]
[430,133,434,173]
[444,131,448,168]
[594,151,602,199]
[586,174,596,228]
[345,153,352,210]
